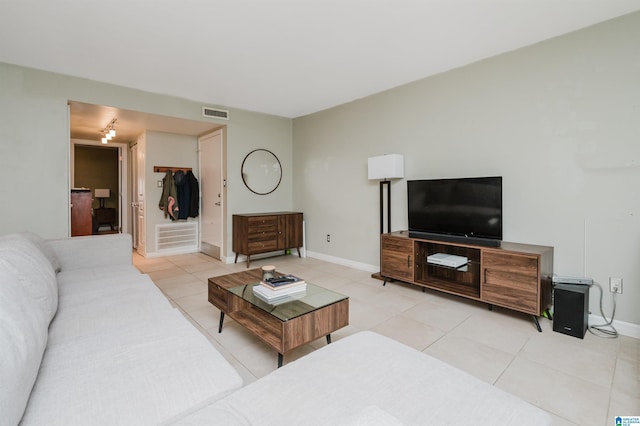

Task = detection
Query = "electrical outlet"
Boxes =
[609,277,623,294]
[326,234,330,243]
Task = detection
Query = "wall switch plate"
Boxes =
[157,180,163,188]
[609,277,623,294]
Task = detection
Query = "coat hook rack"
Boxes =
[154,166,193,173]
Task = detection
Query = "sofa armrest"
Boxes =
[47,234,133,271]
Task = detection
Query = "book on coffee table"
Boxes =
[260,275,305,290]
[253,284,307,304]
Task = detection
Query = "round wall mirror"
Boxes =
[241,149,282,195]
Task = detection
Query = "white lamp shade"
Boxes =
[95,188,110,198]
[368,154,404,180]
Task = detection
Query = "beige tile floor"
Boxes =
[133,251,639,426]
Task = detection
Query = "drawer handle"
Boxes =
[407,255,411,267]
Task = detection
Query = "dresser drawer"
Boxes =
[248,230,278,242]
[247,216,278,230]
[248,239,279,252]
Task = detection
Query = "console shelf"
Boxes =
[380,231,553,331]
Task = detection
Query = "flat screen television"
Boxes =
[407,176,502,247]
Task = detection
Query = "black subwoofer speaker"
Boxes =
[553,283,589,339]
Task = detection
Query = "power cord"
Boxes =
[588,281,618,338]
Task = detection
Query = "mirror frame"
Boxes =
[241,149,283,195]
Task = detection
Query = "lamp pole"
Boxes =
[380,180,391,234]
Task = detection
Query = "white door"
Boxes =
[199,130,224,259]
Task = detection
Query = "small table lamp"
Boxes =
[95,188,110,208]
[368,154,404,234]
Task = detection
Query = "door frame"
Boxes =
[130,143,139,248]
[70,138,129,236]
[198,127,227,260]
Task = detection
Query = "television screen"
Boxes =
[408,177,502,242]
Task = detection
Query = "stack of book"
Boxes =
[253,275,306,304]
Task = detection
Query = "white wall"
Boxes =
[292,12,640,326]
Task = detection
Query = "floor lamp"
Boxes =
[368,154,404,234]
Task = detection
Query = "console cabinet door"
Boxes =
[279,212,303,250]
[381,235,414,282]
[482,251,539,314]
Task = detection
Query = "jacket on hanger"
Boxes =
[174,170,190,220]
[158,170,179,220]
[186,170,200,218]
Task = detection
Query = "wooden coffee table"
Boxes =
[208,269,349,367]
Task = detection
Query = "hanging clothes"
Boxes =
[174,170,190,220]
[186,170,200,218]
[158,170,179,220]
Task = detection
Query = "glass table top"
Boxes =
[229,282,348,322]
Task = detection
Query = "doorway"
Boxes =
[199,129,226,259]
[70,139,128,235]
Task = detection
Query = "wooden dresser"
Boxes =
[232,212,303,267]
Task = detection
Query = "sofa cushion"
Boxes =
[20,231,61,272]
[174,331,551,425]
[56,264,141,289]
[21,308,243,426]
[48,273,176,344]
[0,233,58,322]
[47,233,133,271]
[0,267,49,426]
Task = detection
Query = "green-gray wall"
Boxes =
[0,62,292,258]
[292,12,640,327]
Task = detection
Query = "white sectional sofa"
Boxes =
[0,233,242,426]
[0,232,552,425]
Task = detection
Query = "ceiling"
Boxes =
[2,1,640,141]
[68,101,220,144]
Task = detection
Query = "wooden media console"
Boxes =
[380,231,553,331]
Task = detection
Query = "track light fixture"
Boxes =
[101,118,117,144]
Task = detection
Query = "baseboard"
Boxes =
[144,247,199,258]
[589,314,640,339]
[305,250,378,273]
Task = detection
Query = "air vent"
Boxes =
[202,106,229,120]
[156,222,198,254]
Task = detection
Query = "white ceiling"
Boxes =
[2,1,639,130]
[67,101,220,144]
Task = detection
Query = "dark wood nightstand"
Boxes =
[94,207,116,230]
